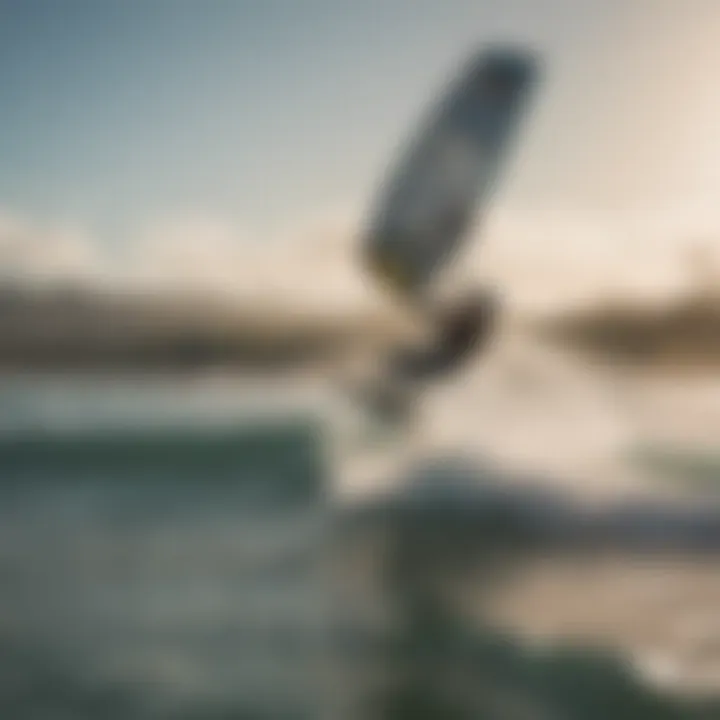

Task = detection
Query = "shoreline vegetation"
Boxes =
[0,283,409,373]
[3,280,720,374]
[535,287,720,374]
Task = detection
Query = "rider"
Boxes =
[387,286,499,383]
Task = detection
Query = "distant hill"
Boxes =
[0,282,410,373]
[534,288,720,373]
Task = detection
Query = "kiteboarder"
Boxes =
[351,47,539,427]
[387,287,499,382]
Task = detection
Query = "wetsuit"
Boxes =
[355,290,498,425]
[387,290,498,383]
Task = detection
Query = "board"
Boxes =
[362,47,540,305]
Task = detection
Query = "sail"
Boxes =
[363,47,540,303]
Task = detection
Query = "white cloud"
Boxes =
[0,209,104,286]
[127,215,249,292]
[119,204,380,317]
[1,201,718,318]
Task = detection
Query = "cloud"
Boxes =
[121,203,380,317]
[0,201,718,318]
[0,210,104,286]
[0,204,385,318]
[127,215,250,292]
[468,204,712,313]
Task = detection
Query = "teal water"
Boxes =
[0,414,329,720]
[2,378,720,718]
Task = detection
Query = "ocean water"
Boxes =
[0,387,329,720]
[2,338,720,718]
[335,329,720,502]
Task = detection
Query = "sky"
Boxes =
[1,0,720,310]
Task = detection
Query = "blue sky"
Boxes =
[2,0,720,309]
[0,0,619,243]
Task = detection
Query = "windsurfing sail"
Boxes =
[362,47,540,305]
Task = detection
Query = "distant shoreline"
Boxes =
[533,289,720,376]
[0,283,408,375]
[4,282,720,376]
